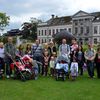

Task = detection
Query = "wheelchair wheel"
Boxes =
[25,71,32,80]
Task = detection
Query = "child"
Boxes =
[70,58,78,81]
[22,55,39,80]
[49,56,55,76]
[42,51,50,76]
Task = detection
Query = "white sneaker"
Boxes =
[10,74,14,78]
[6,75,10,79]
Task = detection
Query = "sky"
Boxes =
[0,0,100,32]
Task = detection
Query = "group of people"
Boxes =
[0,36,100,80]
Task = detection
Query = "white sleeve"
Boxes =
[76,63,78,72]
[70,63,73,71]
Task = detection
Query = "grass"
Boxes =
[0,72,100,100]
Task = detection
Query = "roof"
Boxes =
[47,16,72,26]
[38,10,100,27]
[38,16,72,27]
[91,12,100,22]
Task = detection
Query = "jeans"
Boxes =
[33,55,43,74]
[5,58,13,76]
[87,60,94,78]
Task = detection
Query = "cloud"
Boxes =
[0,0,100,30]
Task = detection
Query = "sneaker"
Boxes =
[10,74,14,78]
[34,77,38,80]
[6,75,10,79]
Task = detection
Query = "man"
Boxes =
[84,43,96,78]
[32,39,43,73]
[4,37,16,78]
[59,39,70,63]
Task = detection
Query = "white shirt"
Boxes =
[50,60,55,68]
[0,48,5,58]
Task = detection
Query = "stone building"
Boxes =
[37,10,100,44]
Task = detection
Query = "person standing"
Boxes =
[48,41,57,56]
[16,44,24,57]
[25,44,32,56]
[76,45,85,75]
[0,42,5,78]
[4,37,16,78]
[59,39,70,63]
[84,44,96,78]
[32,39,43,73]
[95,47,100,78]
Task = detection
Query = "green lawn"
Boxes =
[0,73,100,100]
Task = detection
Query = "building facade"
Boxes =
[37,10,100,44]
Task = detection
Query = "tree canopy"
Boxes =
[0,12,10,31]
[20,18,42,41]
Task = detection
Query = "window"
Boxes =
[42,30,43,36]
[49,39,51,42]
[74,20,78,26]
[60,29,63,32]
[64,28,67,31]
[68,28,71,33]
[94,26,98,34]
[56,29,58,33]
[45,30,46,35]
[75,27,78,34]
[94,38,97,44]
[39,39,40,43]
[38,30,40,36]
[80,27,83,34]
[86,26,89,34]
[45,39,46,43]
[42,39,43,43]
[52,29,55,35]
[49,30,51,35]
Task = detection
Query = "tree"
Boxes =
[0,12,10,31]
[21,18,42,41]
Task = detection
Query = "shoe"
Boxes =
[34,77,38,80]
[10,74,14,78]
[6,75,10,79]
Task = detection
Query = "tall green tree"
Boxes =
[21,18,42,41]
[0,12,10,31]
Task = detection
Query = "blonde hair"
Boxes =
[0,42,4,47]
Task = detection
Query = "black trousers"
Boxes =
[0,57,5,72]
[96,63,100,78]
[78,61,84,75]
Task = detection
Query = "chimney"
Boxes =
[56,16,58,18]
[51,14,55,19]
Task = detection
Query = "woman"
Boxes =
[48,41,57,56]
[0,42,5,77]
[25,44,32,56]
[76,45,85,75]
[95,47,100,78]
[17,44,24,57]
